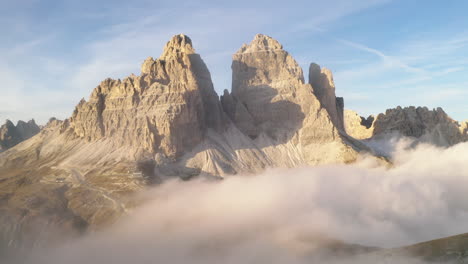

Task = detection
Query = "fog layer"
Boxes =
[16,139,468,263]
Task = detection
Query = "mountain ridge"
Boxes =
[0,119,40,152]
[0,33,466,257]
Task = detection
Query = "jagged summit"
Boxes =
[0,119,40,152]
[141,34,195,74]
[309,63,334,88]
[237,34,284,53]
[344,106,468,146]
[0,33,378,236]
[161,34,195,58]
[224,34,368,166]
[2,33,370,172]
[69,34,225,160]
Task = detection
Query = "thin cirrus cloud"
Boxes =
[333,31,468,120]
[1,0,468,124]
[0,0,387,123]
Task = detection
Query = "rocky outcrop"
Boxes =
[1,34,373,176]
[0,119,40,152]
[0,34,378,245]
[345,106,467,146]
[460,120,468,138]
[228,34,313,141]
[222,34,366,166]
[309,63,345,131]
[69,34,225,159]
[372,106,465,146]
[344,110,374,140]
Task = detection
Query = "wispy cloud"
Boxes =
[1,0,467,123]
[288,0,392,34]
[334,31,468,120]
[0,0,393,124]
[338,39,426,74]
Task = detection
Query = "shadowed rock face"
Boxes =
[226,34,338,143]
[69,34,225,158]
[221,34,366,166]
[0,119,40,152]
[229,36,308,141]
[309,63,345,131]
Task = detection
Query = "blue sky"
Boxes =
[1,0,468,124]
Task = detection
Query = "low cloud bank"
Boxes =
[12,139,468,263]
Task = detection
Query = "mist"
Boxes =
[8,138,468,263]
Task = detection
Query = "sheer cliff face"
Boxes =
[226,34,339,145]
[69,34,224,158]
[0,119,40,152]
[217,34,366,167]
[309,63,345,131]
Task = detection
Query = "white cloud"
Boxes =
[10,139,468,264]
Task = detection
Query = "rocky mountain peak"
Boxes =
[4,119,15,128]
[237,34,283,54]
[309,63,334,88]
[0,119,40,152]
[225,34,365,166]
[140,56,156,74]
[344,106,467,146]
[16,119,40,139]
[69,34,225,159]
[161,34,195,59]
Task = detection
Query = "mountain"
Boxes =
[0,119,40,152]
[2,34,467,260]
[0,34,375,177]
[345,106,468,146]
[0,34,380,252]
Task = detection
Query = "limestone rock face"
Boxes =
[460,120,468,138]
[0,34,378,243]
[0,119,40,152]
[229,34,335,141]
[309,63,345,131]
[16,120,40,139]
[372,106,466,146]
[229,34,308,140]
[69,34,225,159]
[344,110,374,140]
[224,34,364,165]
